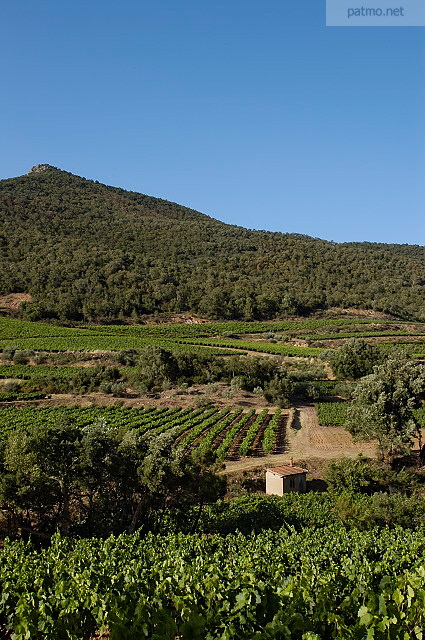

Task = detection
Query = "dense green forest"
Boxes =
[1,164,425,321]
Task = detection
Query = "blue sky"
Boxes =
[1,0,424,244]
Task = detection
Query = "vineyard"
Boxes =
[0,406,287,460]
[0,391,47,402]
[0,334,239,355]
[1,315,421,354]
[177,337,324,357]
[0,364,134,381]
[0,522,424,640]
[304,330,425,341]
[2,153,425,640]
[315,402,349,426]
[316,401,425,428]
[0,316,380,341]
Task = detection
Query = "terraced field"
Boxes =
[1,314,425,465]
[2,315,425,355]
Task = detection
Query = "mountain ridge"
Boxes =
[17,165,425,249]
[0,166,424,322]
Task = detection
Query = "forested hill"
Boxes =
[1,164,425,322]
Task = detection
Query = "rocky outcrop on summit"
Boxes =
[27,164,55,174]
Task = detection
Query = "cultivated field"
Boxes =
[1,312,424,467]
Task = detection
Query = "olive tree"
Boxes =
[346,357,425,466]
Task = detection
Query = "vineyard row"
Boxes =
[315,402,425,427]
[0,406,286,460]
[0,523,424,640]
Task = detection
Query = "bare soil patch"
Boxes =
[0,293,32,310]
[322,307,394,319]
[223,404,375,474]
[8,383,272,411]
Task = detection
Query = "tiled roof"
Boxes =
[266,465,307,477]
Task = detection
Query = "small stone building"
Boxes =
[266,461,307,496]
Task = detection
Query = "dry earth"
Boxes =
[6,383,271,410]
[0,293,32,309]
[223,403,377,474]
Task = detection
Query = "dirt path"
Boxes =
[223,404,376,474]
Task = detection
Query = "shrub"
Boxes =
[264,376,293,407]
[326,456,421,495]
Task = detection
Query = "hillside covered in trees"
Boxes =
[1,164,425,322]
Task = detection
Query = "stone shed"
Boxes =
[266,460,307,496]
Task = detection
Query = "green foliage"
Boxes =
[0,316,419,357]
[238,409,269,456]
[190,411,241,459]
[11,349,34,365]
[332,380,356,399]
[0,415,225,538]
[1,380,21,393]
[295,380,340,399]
[347,357,425,463]
[179,408,236,451]
[214,410,256,460]
[183,337,324,356]
[287,360,327,381]
[306,328,425,341]
[0,406,280,476]
[415,404,425,426]
[225,355,281,390]
[323,338,384,379]
[199,491,425,533]
[261,409,282,453]
[0,391,47,402]
[0,317,235,354]
[335,492,425,529]
[2,167,425,321]
[315,402,349,426]
[0,363,125,382]
[134,346,179,390]
[200,493,333,533]
[1,519,425,639]
[325,456,422,495]
[264,375,294,407]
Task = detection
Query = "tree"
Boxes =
[325,455,420,495]
[136,346,179,390]
[263,375,293,408]
[2,419,81,536]
[324,338,383,380]
[225,355,280,391]
[130,428,225,534]
[346,357,425,466]
[0,418,225,539]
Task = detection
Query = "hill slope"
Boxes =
[1,164,424,321]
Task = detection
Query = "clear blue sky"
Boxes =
[1,0,424,244]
